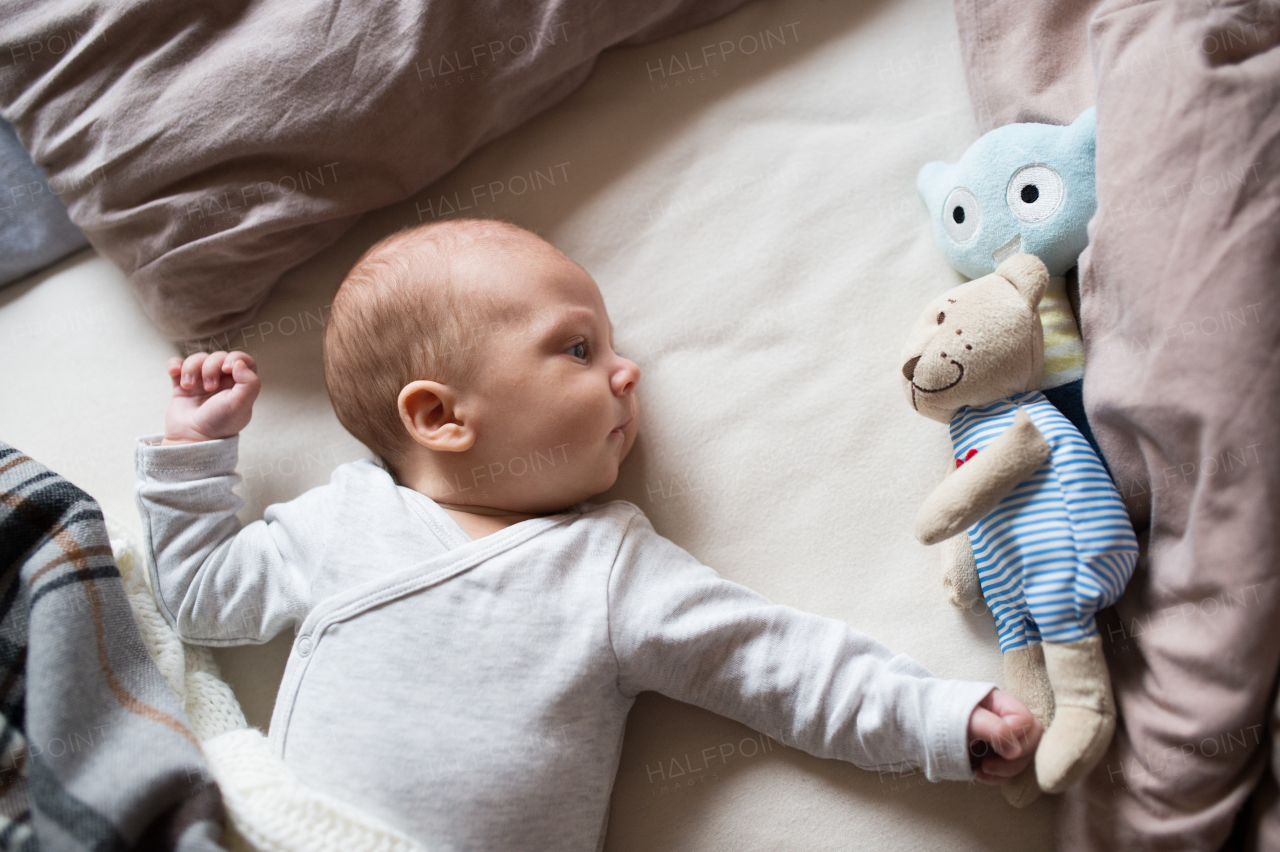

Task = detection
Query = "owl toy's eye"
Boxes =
[942,188,980,243]
[1007,165,1063,223]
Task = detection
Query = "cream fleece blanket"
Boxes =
[0,0,1056,847]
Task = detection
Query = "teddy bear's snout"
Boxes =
[902,355,921,381]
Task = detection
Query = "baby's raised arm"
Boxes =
[136,351,325,645]
[607,511,1039,785]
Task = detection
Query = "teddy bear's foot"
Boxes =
[1003,643,1054,729]
[941,534,982,609]
[998,645,1049,807]
[1035,636,1116,794]
[1036,706,1115,794]
[1001,764,1042,807]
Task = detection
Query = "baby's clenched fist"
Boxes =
[967,688,1042,785]
[162,350,261,445]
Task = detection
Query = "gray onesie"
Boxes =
[134,435,995,852]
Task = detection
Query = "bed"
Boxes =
[3,0,1277,849]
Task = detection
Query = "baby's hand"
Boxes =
[966,688,1042,785]
[162,351,261,445]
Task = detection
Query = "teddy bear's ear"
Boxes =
[996,253,1049,308]
[916,161,949,209]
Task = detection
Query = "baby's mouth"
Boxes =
[611,417,632,436]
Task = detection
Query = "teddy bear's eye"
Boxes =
[937,311,945,324]
[1007,165,1063,223]
[942,188,980,244]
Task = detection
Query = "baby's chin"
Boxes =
[556,463,624,512]
[570,470,623,510]
[492,436,631,513]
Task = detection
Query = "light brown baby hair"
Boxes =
[323,218,555,476]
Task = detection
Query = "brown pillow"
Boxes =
[0,0,748,340]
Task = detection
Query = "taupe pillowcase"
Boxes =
[0,0,747,340]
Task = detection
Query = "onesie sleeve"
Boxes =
[606,510,996,782]
[134,434,328,646]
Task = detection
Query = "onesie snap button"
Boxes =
[297,636,312,657]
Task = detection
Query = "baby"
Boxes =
[136,218,1040,850]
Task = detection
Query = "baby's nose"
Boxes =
[902,355,921,381]
[613,358,641,395]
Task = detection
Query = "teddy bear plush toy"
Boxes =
[916,107,1099,458]
[900,253,1138,807]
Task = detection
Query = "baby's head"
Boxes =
[324,219,640,514]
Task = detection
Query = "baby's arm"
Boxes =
[607,511,1037,783]
[135,351,325,645]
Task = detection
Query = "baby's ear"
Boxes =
[996,254,1048,308]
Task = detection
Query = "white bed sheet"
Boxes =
[0,0,1058,847]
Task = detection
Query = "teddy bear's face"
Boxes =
[901,254,1048,423]
[916,107,1096,280]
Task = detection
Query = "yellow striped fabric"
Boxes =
[1038,276,1084,389]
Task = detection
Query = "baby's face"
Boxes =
[456,247,640,513]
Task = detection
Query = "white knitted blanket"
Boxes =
[106,515,429,852]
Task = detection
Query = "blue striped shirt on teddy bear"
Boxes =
[949,391,1137,653]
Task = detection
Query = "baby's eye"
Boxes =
[566,342,587,359]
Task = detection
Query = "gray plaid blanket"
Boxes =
[0,443,228,852]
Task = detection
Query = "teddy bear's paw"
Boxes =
[1034,706,1116,794]
[1000,764,1042,808]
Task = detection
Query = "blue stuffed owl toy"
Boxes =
[917,107,1100,457]
[917,107,1096,279]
